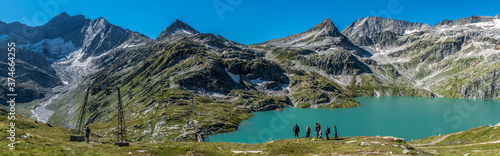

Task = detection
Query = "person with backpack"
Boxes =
[293,124,300,139]
[316,123,321,138]
[318,129,323,139]
[306,125,311,138]
[84,126,90,143]
[334,125,338,140]
[325,126,331,140]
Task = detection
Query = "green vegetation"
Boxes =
[1,109,421,155]
[289,71,361,108]
[4,109,499,155]
[410,126,500,155]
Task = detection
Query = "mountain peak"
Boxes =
[45,12,86,26]
[57,12,70,18]
[156,19,200,40]
[322,18,332,24]
[312,18,336,30]
[307,18,342,37]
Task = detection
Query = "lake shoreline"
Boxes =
[209,96,500,143]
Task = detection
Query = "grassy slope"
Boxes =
[1,109,419,155]
[4,108,500,155]
[410,126,500,155]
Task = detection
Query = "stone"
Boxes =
[403,149,410,154]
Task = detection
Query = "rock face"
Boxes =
[341,16,429,46]
[0,46,60,104]
[345,15,500,99]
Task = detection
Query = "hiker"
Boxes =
[326,126,331,140]
[318,130,323,139]
[293,124,300,139]
[314,123,318,138]
[84,126,90,143]
[316,123,321,138]
[334,125,338,140]
[306,125,311,138]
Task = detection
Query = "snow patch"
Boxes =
[404,29,419,35]
[181,29,192,35]
[197,88,227,97]
[250,77,270,85]
[19,38,78,61]
[172,28,193,35]
[205,44,221,49]
[225,68,240,83]
[468,19,500,29]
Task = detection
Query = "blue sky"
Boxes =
[1,0,499,45]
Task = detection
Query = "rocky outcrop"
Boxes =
[434,15,497,27]
[0,46,61,103]
[341,16,429,46]
[297,50,372,75]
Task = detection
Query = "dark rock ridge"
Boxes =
[157,19,200,40]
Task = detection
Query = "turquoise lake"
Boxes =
[208,96,500,144]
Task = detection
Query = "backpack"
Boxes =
[307,127,310,132]
[326,127,331,134]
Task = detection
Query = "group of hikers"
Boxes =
[293,123,338,140]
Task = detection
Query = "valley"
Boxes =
[1,12,499,145]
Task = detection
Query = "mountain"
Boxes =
[0,12,152,86]
[3,12,151,61]
[347,15,500,99]
[341,16,430,46]
[4,13,499,143]
[48,19,360,142]
[156,19,200,40]
[257,18,368,54]
[0,12,152,123]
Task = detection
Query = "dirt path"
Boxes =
[416,140,500,149]
[412,126,498,148]
[411,133,454,146]
[227,107,237,121]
